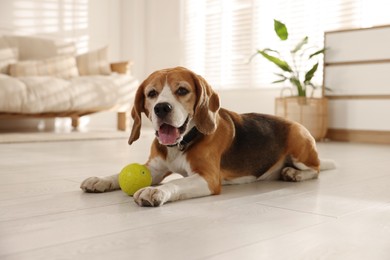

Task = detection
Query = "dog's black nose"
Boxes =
[154,102,172,118]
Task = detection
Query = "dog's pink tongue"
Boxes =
[158,124,180,145]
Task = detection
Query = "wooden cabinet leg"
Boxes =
[117,112,127,131]
[71,116,80,129]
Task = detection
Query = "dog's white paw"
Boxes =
[133,187,170,207]
[80,177,116,193]
[281,167,302,182]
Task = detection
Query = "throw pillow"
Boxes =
[76,46,111,75]
[0,48,18,74]
[9,55,79,79]
[0,36,10,49]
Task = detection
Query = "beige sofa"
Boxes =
[0,35,139,130]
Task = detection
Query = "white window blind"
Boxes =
[183,0,390,89]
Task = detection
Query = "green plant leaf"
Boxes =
[307,83,319,89]
[274,19,288,41]
[272,79,287,84]
[290,77,305,96]
[304,63,319,84]
[248,48,280,64]
[263,48,280,55]
[273,73,288,83]
[248,52,258,63]
[291,36,308,53]
[257,50,292,72]
[274,72,287,79]
[309,48,325,59]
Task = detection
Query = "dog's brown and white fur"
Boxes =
[81,67,334,207]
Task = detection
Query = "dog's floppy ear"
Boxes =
[192,73,220,135]
[128,82,146,145]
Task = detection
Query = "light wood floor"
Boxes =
[0,130,390,260]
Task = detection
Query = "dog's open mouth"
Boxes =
[156,117,189,145]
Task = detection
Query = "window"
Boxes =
[183,0,390,89]
[11,0,89,52]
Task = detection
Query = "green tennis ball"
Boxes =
[118,163,152,196]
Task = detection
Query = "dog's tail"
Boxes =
[320,159,337,171]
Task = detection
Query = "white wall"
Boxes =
[218,88,279,114]
[121,0,183,80]
[144,0,183,75]
[121,0,146,80]
[88,0,122,60]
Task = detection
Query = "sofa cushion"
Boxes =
[76,46,111,76]
[0,74,27,112]
[9,56,79,79]
[68,74,138,111]
[14,76,73,113]
[0,48,18,74]
[0,74,139,114]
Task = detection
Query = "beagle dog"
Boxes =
[81,67,334,207]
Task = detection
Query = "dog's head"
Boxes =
[128,67,220,146]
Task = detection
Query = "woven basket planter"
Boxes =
[275,96,328,141]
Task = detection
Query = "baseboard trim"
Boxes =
[326,128,390,144]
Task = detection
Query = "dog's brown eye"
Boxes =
[147,90,158,98]
[176,87,189,96]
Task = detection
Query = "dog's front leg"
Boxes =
[133,174,212,207]
[80,174,120,193]
[80,161,168,193]
[80,171,163,193]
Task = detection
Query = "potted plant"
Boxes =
[251,19,328,141]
